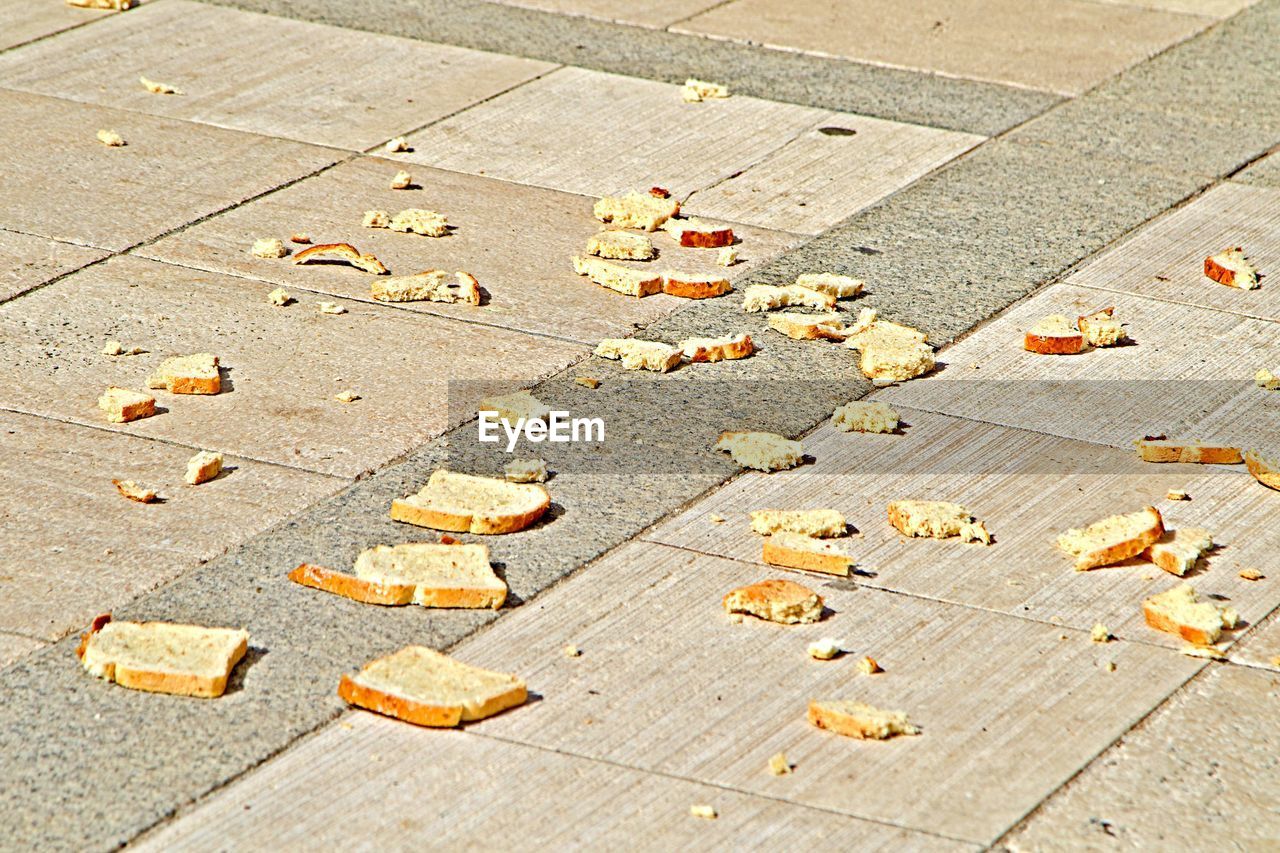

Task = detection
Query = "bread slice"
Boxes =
[251,237,288,259]
[680,332,753,362]
[113,479,157,503]
[77,616,248,698]
[294,243,388,275]
[1142,583,1232,646]
[762,532,853,576]
[1136,439,1242,464]
[371,271,480,305]
[833,400,899,433]
[1244,449,1280,490]
[887,500,990,544]
[1056,506,1164,571]
[354,542,506,609]
[660,217,734,248]
[185,450,223,485]
[722,578,823,624]
[572,255,663,297]
[1204,247,1260,290]
[70,0,136,8]
[1143,528,1213,576]
[662,271,732,299]
[795,273,864,299]
[504,458,548,483]
[768,312,847,341]
[1077,307,1127,347]
[98,386,156,423]
[858,342,936,382]
[478,390,550,424]
[715,431,804,471]
[749,509,846,538]
[147,353,221,395]
[807,700,919,739]
[594,338,682,372]
[288,562,417,605]
[1024,315,1084,354]
[586,231,655,261]
[385,209,449,237]
[742,284,836,313]
[593,192,680,231]
[681,78,729,102]
[338,646,527,727]
[391,470,550,534]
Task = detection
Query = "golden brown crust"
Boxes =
[337,672,528,727]
[1204,248,1242,286]
[293,242,388,275]
[288,563,416,605]
[415,587,506,610]
[1023,330,1084,354]
[685,334,754,363]
[1076,306,1114,340]
[722,579,821,618]
[886,503,909,537]
[761,538,852,577]
[1141,601,1217,646]
[1136,441,1243,464]
[662,274,732,299]
[105,634,246,698]
[679,227,734,248]
[1074,506,1165,570]
[1245,451,1280,490]
[76,613,112,661]
[806,702,910,739]
[389,491,549,535]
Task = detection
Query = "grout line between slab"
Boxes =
[662,0,737,29]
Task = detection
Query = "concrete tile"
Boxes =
[0,255,586,477]
[140,155,803,343]
[0,634,45,671]
[0,0,555,150]
[399,66,830,199]
[1100,0,1257,12]
[0,0,117,51]
[0,409,343,641]
[1003,663,1280,850]
[673,0,1212,96]
[0,89,339,251]
[484,0,724,29]
[447,540,1201,843]
[1234,150,1280,190]
[686,114,983,235]
[1229,601,1280,671]
[0,229,108,302]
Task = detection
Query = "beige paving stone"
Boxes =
[484,0,725,28]
[1089,0,1257,16]
[686,116,983,235]
[0,89,339,251]
[0,255,585,477]
[0,229,108,302]
[1003,663,1280,850]
[134,714,967,851]
[0,633,46,670]
[673,0,1212,96]
[0,409,343,642]
[643,408,1280,651]
[443,540,1201,842]
[1229,601,1280,671]
[0,0,555,151]
[400,66,830,200]
[0,0,117,51]
[140,156,802,342]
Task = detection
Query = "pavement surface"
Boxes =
[1,0,1279,849]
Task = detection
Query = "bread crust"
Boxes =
[1023,330,1084,354]
[293,242,388,275]
[415,586,506,610]
[1069,506,1164,570]
[1141,601,1218,646]
[78,617,247,698]
[678,227,734,248]
[1204,247,1256,288]
[807,701,917,739]
[390,488,550,534]
[684,333,753,362]
[1137,441,1243,464]
[337,671,527,727]
[722,578,822,623]
[762,537,852,576]
[662,274,732,299]
[288,563,416,605]
[1245,450,1280,490]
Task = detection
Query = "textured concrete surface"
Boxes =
[0,634,46,672]
[0,229,107,303]
[1235,149,1280,189]
[0,0,114,51]
[484,0,726,29]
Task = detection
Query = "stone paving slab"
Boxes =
[485,0,725,29]
[1234,149,1280,189]
[0,229,108,303]
[1092,0,1256,14]
[0,634,45,672]
[1229,601,1280,671]
[0,0,556,151]
[0,0,117,51]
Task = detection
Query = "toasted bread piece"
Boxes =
[681,78,729,102]
[251,237,288,259]
[661,217,734,248]
[339,646,527,727]
[1143,528,1213,576]
[288,562,416,605]
[795,273,863,299]
[858,342,935,382]
[763,532,853,576]
[390,170,413,189]
[723,579,823,624]
[1057,506,1164,571]
[593,192,680,231]
[371,270,480,305]
[572,255,663,297]
[98,386,155,423]
[354,542,506,609]
[1142,583,1233,646]
[97,128,125,146]
[595,338,682,372]
[185,450,223,485]
[1024,315,1084,354]
[294,243,388,275]
[147,353,221,395]
[750,509,846,538]
[888,500,991,544]
[1136,439,1242,464]
[1077,307,1127,347]
[77,617,248,698]
[662,271,732,299]
[768,312,847,341]
[1204,247,1260,290]
[742,284,836,313]
[388,209,449,237]
[504,458,548,483]
[391,470,550,534]
[586,230,655,261]
[715,431,804,471]
[833,400,899,433]
[113,479,157,503]
[479,390,550,424]
[680,332,753,362]
[1244,449,1280,490]
[807,700,919,739]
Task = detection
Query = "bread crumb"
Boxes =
[1090,623,1112,643]
[390,170,413,189]
[1255,368,1280,390]
[563,644,581,658]
[682,79,729,102]
[807,638,841,660]
[139,76,181,95]
[97,129,125,147]
[1179,644,1227,660]
[1105,661,1117,672]
[267,287,292,307]
[689,804,717,820]
[767,752,791,776]
[504,458,548,483]
[1239,568,1264,581]
[185,450,223,485]
[709,513,726,524]
[290,234,311,244]
[385,136,410,153]
[252,238,288,259]
[101,340,127,356]
[113,479,157,503]
[1271,655,1280,668]
[363,210,390,229]
[575,376,601,389]
[318,302,347,315]
[856,655,881,674]
[334,390,361,403]
[717,247,739,266]
[1166,489,1189,501]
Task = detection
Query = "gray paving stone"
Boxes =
[1234,149,1280,189]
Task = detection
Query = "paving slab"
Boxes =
[1092,0,1256,12]
[483,0,724,29]
[672,0,1212,96]
[0,255,586,477]
[0,0,119,52]
[0,634,45,671]
[0,89,340,251]
[0,229,108,303]
[1234,149,1280,190]
[1002,662,1280,850]
[0,0,556,151]
[140,155,803,343]
[1228,599,1280,671]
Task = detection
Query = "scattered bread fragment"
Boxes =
[334,390,360,403]
[572,255,663,297]
[833,400,899,433]
[807,700,919,740]
[113,479,157,503]
[808,638,842,660]
[388,209,449,237]
[1244,449,1280,490]
[575,376,601,389]
[680,332,754,362]
[354,542,506,609]
[185,450,223,485]
[147,353,221,395]
[101,340,144,357]
[763,532,853,576]
[1077,307,1127,347]
[856,656,881,675]
[391,469,550,534]
[795,273,863,299]
[68,0,135,7]
[888,500,991,544]
[593,192,680,231]
[318,301,347,315]
[1024,315,1084,354]
[1166,489,1189,501]
[479,390,550,424]
[504,458,548,483]
[749,509,846,538]
[384,136,410,153]
[586,230,656,261]
[842,310,923,349]
[663,270,732,299]
[251,237,288,259]
[661,217,734,248]
[681,78,729,102]
[742,284,835,313]
[717,247,738,267]
[768,312,847,341]
[1143,583,1234,645]
[1256,368,1280,390]
[563,644,581,658]
[594,338,683,372]
[1091,623,1112,643]
[97,129,125,147]
[1204,247,1260,290]
[294,243,388,274]
[288,563,416,606]
[139,76,181,95]
[689,804,718,820]
[371,270,480,305]
[1136,439,1242,464]
[98,387,156,423]
[1179,644,1227,660]
[77,616,248,698]
[267,287,293,306]
[1144,527,1213,576]
[1240,568,1264,581]
[715,431,804,472]
[290,234,311,244]
[723,579,824,624]
[843,313,935,381]
[389,170,413,189]
[362,210,390,229]
[767,752,791,776]
[1057,506,1164,571]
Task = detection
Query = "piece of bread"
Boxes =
[391,469,550,534]
[858,342,936,382]
[251,237,288,259]
[586,231,655,261]
[267,287,292,306]
[97,129,125,146]
[354,542,506,609]
[1024,315,1084,355]
[762,532,853,576]
[575,376,601,389]
[334,390,361,403]
[722,579,823,624]
[293,243,388,275]
[681,78,729,102]
[662,271,732,299]
[715,431,804,471]
[660,217,734,248]
[887,500,991,544]
[77,616,248,698]
[113,479,157,503]
[479,390,550,424]
[318,301,347,315]
[98,386,155,423]
[1056,506,1164,571]
[1256,368,1280,390]
[1077,307,1127,347]
[680,332,753,362]
[717,247,738,267]
[1143,527,1213,576]
[371,270,480,305]
[363,210,390,228]
[768,312,847,341]
[1136,439,1242,464]
[69,0,135,8]
[288,562,417,605]
[185,450,223,485]
[290,234,311,244]
[842,313,926,351]
[1142,583,1232,646]
[147,353,221,395]
[338,646,526,727]
[795,273,864,299]
[504,458,548,483]
[749,509,846,538]
[807,638,842,660]
[571,255,663,297]
[388,209,449,237]
[1244,449,1280,490]
[384,136,410,153]
[742,284,836,313]
[807,700,919,739]
[1204,247,1260,290]
[101,340,145,357]
[390,170,412,189]
[595,338,682,372]
[593,192,680,231]
[833,400,899,433]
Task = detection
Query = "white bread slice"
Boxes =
[1245,449,1280,490]
[504,458,548,483]
[288,562,417,605]
[681,78,729,102]
[833,400,899,433]
[354,542,506,609]
[98,386,155,423]
[147,353,221,395]
[795,273,864,299]
[715,431,804,471]
[742,284,836,313]
[113,479,157,503]
[1024,315,1084,354]
[388,209,449,237]
[586,231,655,260]
[1204,247,1260,289]
[807,700,919,739]
[888,500,990,544]
[768,312,847,340]
[1142,583,1232,646]
[1143,528,1213,576]
[593,192,680,231]
[842,312,924,350]
[722,578,823,624]
[762,532,853,576]
[660,217,734,248]
[858,342,936,382]
[750,509,846,538]
[77,616,248,698]
[251,237,288,258]
[594,338,682,372]
[662,271,732,299]
[1077,307,1127,347]
[1136,439,1242,464]
[680,333,753,362]
[1056,506,1164,571]
[185,450,223,485]
[478,390,550,424]
[572,255,663,297]
[294,242,388,275]
[391,470,550,534]
[338,646,527,727]
[371,271,480,305]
